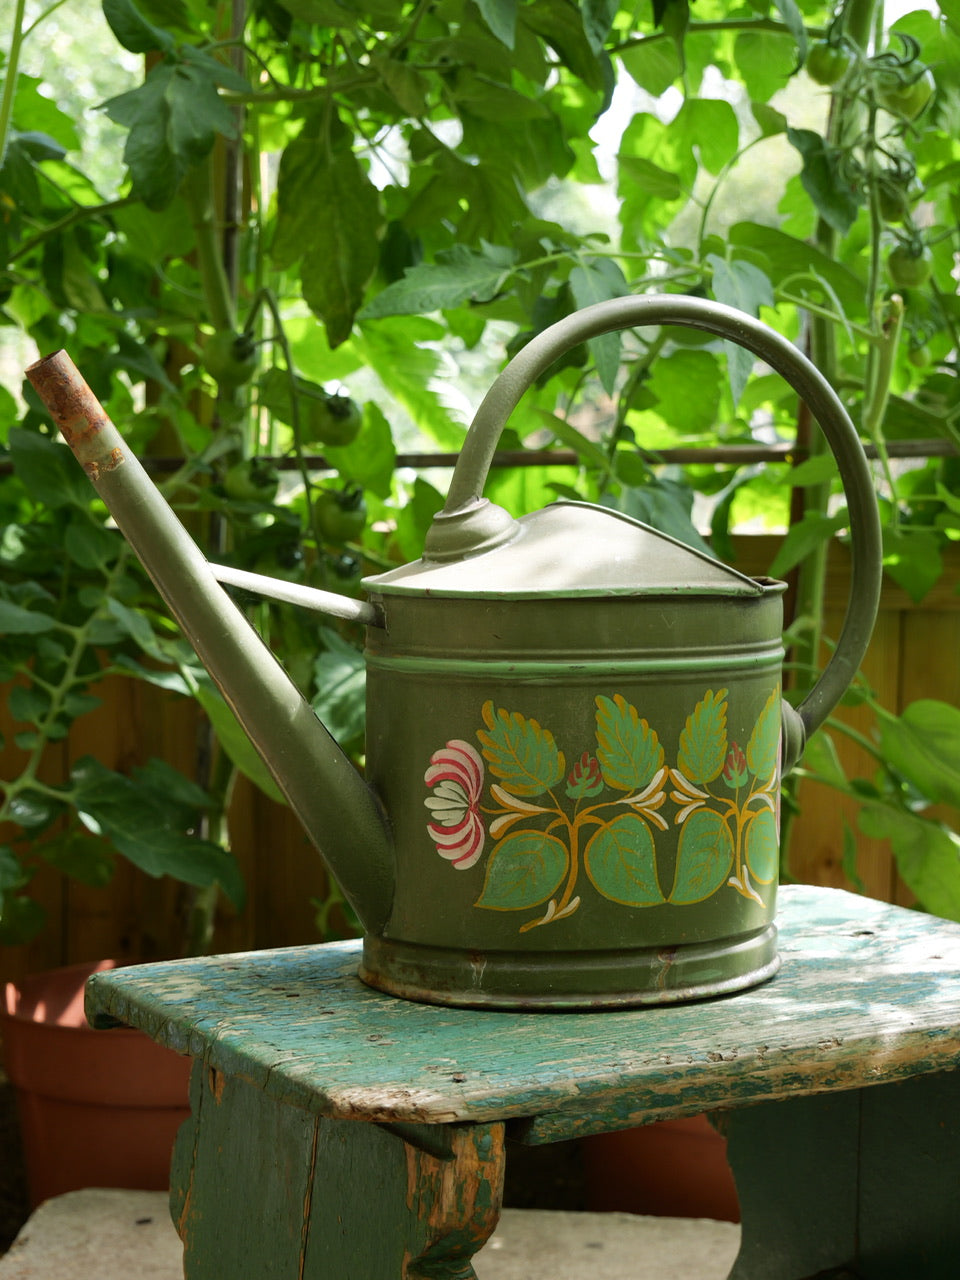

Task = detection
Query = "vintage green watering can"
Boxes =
[28,295,882,1009]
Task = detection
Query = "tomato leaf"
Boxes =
[859,805,960,923]
[877,700,960,808]
[361,244,517,320]
[274,125,384,346]
[569,259,629,394]
[708,254,774,407]
[102,0,175,54]
[103,61,237,209]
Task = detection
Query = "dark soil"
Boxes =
[0,1075,29,1255]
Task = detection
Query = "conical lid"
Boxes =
[364,500,764,599]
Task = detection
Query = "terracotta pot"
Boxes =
[1,959,191,1207]
[581,1114,740,1223]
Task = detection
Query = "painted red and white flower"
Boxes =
[424,740,486,869]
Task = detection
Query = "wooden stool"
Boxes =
[86,885,960,1279]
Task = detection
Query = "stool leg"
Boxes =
[170,1062,504,1279]
[856,1071,960,1279]
[724,1090,860,1280]
[724,1073,960,1280]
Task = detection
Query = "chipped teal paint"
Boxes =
[87,885,960,1279]
[85,886,960,1132]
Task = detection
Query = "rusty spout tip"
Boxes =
[26,349,70,375]
[23,351,119,473]
[25,350,79,394]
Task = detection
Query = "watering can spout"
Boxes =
[26,350,396,936]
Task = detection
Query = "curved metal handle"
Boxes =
[424,294,883,769]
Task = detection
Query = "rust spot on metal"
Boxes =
[84,447,125,481]
[25,350,127,476]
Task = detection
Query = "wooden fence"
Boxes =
[2,535,958,987]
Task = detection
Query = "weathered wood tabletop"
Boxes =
[86,884,960,1140]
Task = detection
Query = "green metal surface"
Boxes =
[37,297,883,1009]
[366,501,764,597]
[424,295,882,761]
[362,590,785,1004]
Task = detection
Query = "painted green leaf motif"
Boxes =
[745,808,778,885]
[476,831,567,911]
[477,701,565,797]
[584,815,663,907]
[595,694,664,792]
[677,689,729,784]
[746,686,781,783]
[669,809,734,904]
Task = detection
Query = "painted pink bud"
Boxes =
[566,751,604,800]
[722,742,748,789]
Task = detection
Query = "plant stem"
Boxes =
[780,0,883,876]
[0,550,131,821]
[10,197,135,264]
[184,746,236,956]
[613,18,826,55]
[0,0,28,168]
[181,159,237,334]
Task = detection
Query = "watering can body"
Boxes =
[28,295,883,1010]
[361,505,786,1006]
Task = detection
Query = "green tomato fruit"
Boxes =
[887,244,932,289]
[205,331,257,388]
[876,66,935,119]
[907,344,932,369]
[305,394,363,447]
[807,41,853,87]
[253,542,304,582]
[312,489,367,544]
[223,458,280,504]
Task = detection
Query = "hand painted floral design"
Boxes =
[566,752,604,799]
[670,687,780,906]
[423,740,486,869]
[424,688,780,932]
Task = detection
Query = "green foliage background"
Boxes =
[2,0,960,946]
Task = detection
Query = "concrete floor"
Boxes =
[0,1189,741,1279]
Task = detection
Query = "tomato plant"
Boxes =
[807,40,853,87]
[875,65,935,119]
[887,244,932,289]
[223,459,280,503]
[204,331,257,388]
[305,395,363,447]
[312,489,367,544]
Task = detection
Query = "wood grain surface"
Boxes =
[85,885,960,1139]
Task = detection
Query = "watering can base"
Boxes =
[358,927,781,1010]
